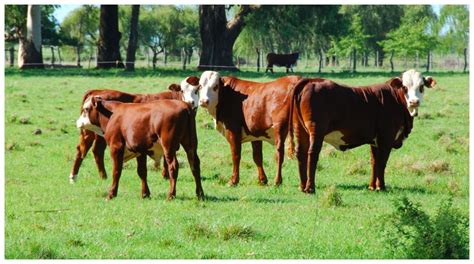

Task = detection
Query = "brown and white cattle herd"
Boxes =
[74,69,436,200]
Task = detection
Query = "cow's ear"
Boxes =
[186,76,200,86]
[168,84,181,92]
[424,76,436,88]
[389,77,403,89]
[92,96,103,107]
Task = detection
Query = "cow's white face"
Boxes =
[76,97,104,136]
[402,69,436,117]
[180,77,200,109]
[199,71,221,116]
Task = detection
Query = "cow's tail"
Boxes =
[287,78,311,159]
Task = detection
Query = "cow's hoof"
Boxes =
[197,193,205,201]
[167,193,176,200]
[258,178,268,186]
[227,180,239,187]
[142,193,151,199]
[368,186,376,191]
[274,179,282,187]
[69,174,77,184]
[99,172,107,180]
[376,186,386,192]
[299,185,306,192]
[304,187,315,194]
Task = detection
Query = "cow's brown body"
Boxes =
[289,78,413,193]
[210,75,302,186]
[265,52,299,73]
[86,98,203,200]
[70,89,184,181]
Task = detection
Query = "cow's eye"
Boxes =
[194,90,198,95]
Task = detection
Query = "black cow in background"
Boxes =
[265,52,299,73]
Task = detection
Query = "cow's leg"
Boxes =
[273,126,286,186]
[226,130,242,186]
[161,156,169,179]
[251,141,268,185]
[286,66,289,73]
[164,152,179,200]
[305,123,325,194]
[136,154,151,198]
[183,145,205,200]
[370,145,392,191]
[294,116,310,192]
[107,145,124,200]
[70,129,95,183]
[92,135,108,180]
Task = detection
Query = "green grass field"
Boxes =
[4,68,469,259]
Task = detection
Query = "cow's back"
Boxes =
[221,76,301,134]
[107,100,191,151]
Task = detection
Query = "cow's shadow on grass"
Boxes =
[146,193,292,204]
[335,183,431,195]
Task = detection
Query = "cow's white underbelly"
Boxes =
[323,130,346,150]
[242,127,275,143]
[123,141,164,163]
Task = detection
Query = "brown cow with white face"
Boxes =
[198,71,302,186]
[70,76,200,183]
[288,69,436,193]
[76,97,204,200]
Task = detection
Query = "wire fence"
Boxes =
[4,45,469,73]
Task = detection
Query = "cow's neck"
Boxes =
[394,87,414,138]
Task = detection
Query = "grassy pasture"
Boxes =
[4,68,469,259]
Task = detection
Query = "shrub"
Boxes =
[382,196,469,259]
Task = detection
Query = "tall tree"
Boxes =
[198,5,258,71]
[97,5,124,69]
[60,5,99,67]
[340,5,403,67]
[18,5,44,69]
[337,14,370,73]
[439,5,469,72]
[125,5,140,71]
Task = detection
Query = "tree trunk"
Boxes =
[18,5,44,69]
[377,48,384,67]
[256,48,260,72]
[464,47,468,73]
[9,47,14,67]
[389,50,394,73]
[187,48,193,64]
[352,48,357,73]
[182,48,187,70]
[318,48,323,73]
[76,45,81,67]
[152,51,158,70]
[198,5,257,71]
[164,50,168,65]
[125,5,140,71]
[97,5,124,69]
